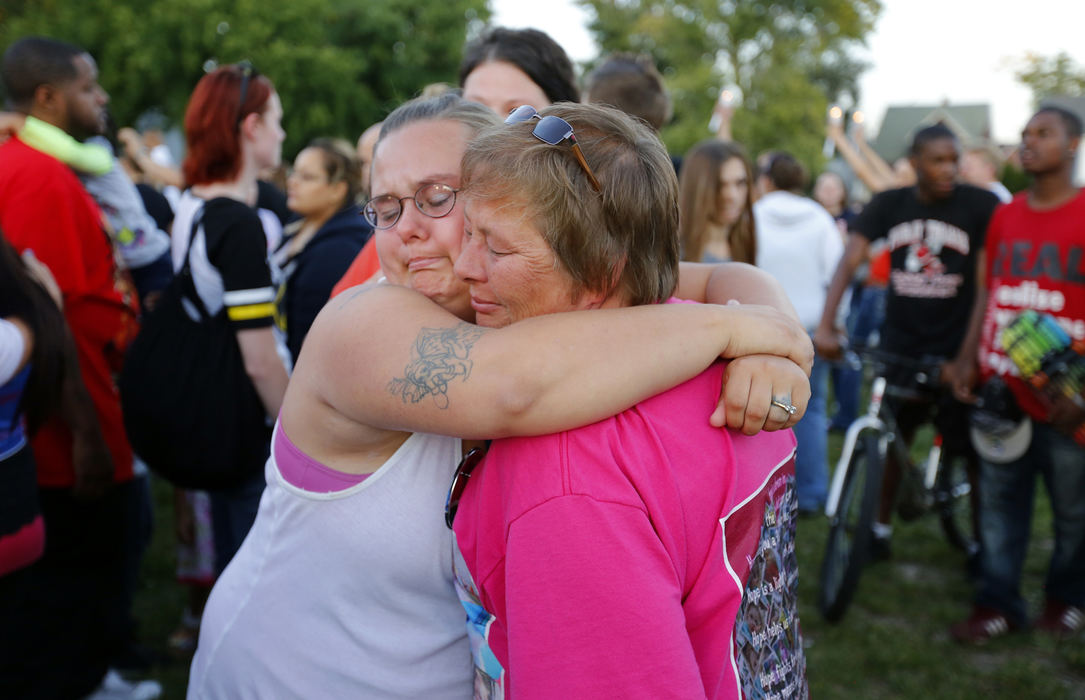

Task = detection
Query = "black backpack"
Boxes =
[119,211,271,489]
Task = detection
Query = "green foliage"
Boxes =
[1015,51,1085,103]
[577,0,881,173]
[1000,163,1032,196]
[0,0,490,157]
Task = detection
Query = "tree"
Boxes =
[0,0,489,157]
[1014,51,1085,103]
[577,0,881,173]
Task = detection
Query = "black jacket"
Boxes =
[276,206,370,362]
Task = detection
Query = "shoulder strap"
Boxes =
[178,207,213,321]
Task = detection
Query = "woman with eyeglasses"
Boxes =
[324,25,582,297]
[170,64,289,576]
[274,138,370,363]
[188,92,810,699]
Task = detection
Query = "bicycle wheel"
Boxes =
[934,452,980,556]
[819,431,884,622]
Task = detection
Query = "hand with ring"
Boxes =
[711,354,811,435]
[771,398,798,417]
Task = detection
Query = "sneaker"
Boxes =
[1035,600,1085,640]
[868,534,892,562]
[950,606,1016,644]
[83,669,163,700]
[168,607,202,657]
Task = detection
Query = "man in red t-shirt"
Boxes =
[0,37,148,699]
[946,106,1085,643]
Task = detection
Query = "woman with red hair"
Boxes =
[170,63,289,576]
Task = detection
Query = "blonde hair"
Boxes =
[462,103,679,306]
[678,139,756,264]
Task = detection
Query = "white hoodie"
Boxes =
[754,190,845,331]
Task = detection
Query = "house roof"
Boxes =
[1040,95,1085,122]
[872,104,993,162]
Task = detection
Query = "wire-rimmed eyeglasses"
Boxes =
[363,183,459,230]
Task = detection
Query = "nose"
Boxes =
[453,231,485,283]
[97,85,109,105]
[391,200,429,244]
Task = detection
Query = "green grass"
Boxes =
[797,430,1085,699]
[131,431,1085,699]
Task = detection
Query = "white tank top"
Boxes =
[187,429,472,699]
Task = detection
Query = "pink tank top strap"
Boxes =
[273,421,368,493]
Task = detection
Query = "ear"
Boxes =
[239,110,261,140]
[330,178,349,203]
[31,83,63,120]
[573,292,607,311]
[575,256,628,310]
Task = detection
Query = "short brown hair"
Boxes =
[461,103,679,306]
[760,151,807,192]
[585,53,672,131]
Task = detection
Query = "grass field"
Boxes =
[131,430,1085,699]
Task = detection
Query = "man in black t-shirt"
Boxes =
[814,124,1000,558]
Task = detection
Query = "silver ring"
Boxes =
[771,399,797,416]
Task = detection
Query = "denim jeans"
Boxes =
[976,423,1085,626]
[794,355,829,511]
[831,285,887,430]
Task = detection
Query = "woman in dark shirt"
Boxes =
[274,138,369,363]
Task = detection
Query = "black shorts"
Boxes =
[0,446,39,540]
[886,389,975,457]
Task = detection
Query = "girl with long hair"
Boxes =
[678,139,757,264]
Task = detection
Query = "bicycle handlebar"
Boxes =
[839,344,947,394]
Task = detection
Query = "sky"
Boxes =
[490,0,1085,144]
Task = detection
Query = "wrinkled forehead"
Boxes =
[463,193,537,232]
[371,120,468,195]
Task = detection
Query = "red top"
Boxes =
[330,237,381,297]
[867,247,891,287]
[0,138,140,485]
[978,190,1085,422]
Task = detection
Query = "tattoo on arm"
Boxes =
[334,285,371,310]
[388,323,487,409]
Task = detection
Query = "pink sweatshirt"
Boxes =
[452,362,807,699]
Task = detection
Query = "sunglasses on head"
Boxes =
[504,105,601,192]
[235,60,257,130]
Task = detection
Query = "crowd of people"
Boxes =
[0,20,1081,700]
